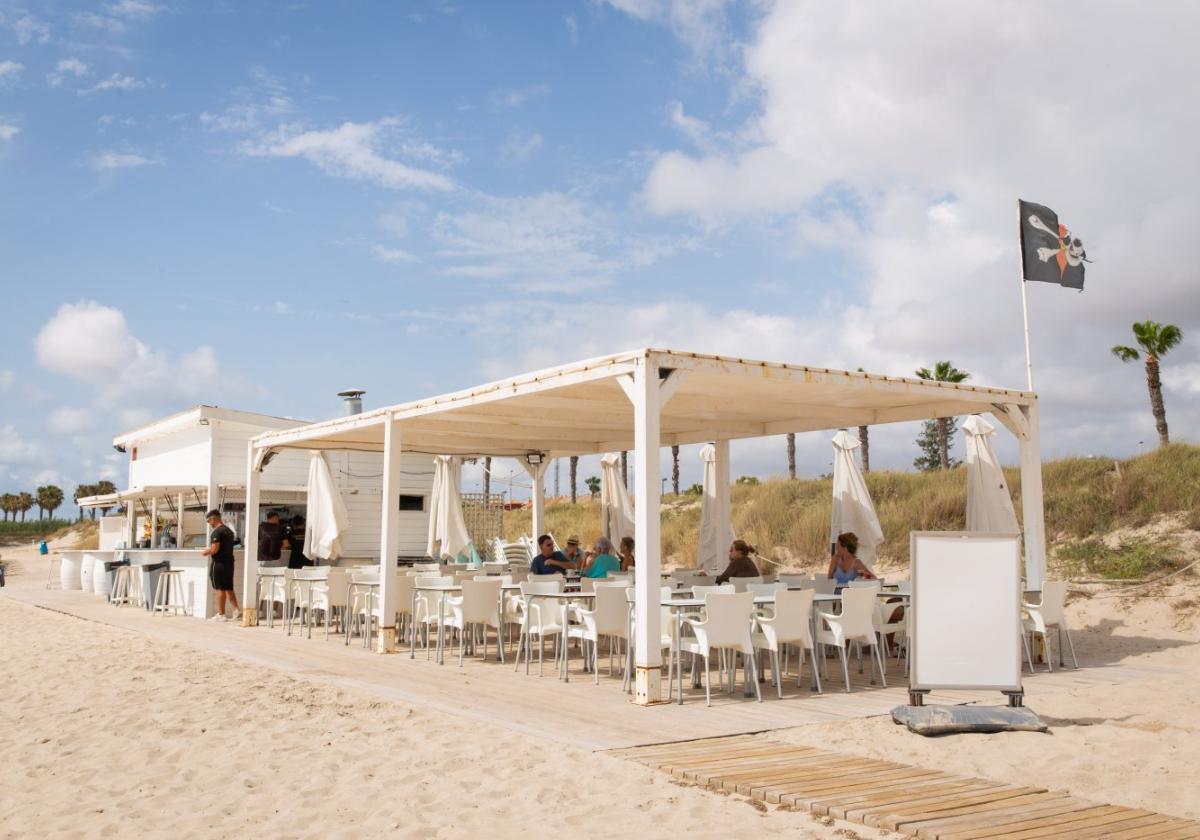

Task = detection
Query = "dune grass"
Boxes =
[504,443,1200,575]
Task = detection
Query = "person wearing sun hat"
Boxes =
[562,535,587,570]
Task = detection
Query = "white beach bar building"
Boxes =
[78,403,434,618]
[241,348,1047,705]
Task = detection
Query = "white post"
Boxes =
[1018,403,1046,591]
[521,457,549,539]
[714,438,731,537]
[377,414,402,653]
[241,442,262,626]
[149,496,158,549]
[126,504,136,548]
[177,492,185,549]
[632,357,663,704]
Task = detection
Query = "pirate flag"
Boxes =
[1019,200,1087,290]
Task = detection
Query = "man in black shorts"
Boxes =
[202,509,240,621]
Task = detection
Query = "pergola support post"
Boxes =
[149,497,158,549]
[177,492,185,549]
[377,414,402,653]
[1017,403,1047,591]
[522,457,550,539]
[126,504,136,548]
[240,442,261,627]
[632,357,663,705]
[714,438,731,538]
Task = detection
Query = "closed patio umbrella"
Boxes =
[963,414,1019,534]
[697,443,734,574]
[831,430,884,570]
[304,451,351,562]
[427,455,474,561]
[599,453,634,546]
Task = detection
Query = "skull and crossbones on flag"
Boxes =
[1019,199,1089,290]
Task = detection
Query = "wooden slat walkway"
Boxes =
[616,735,1200,839]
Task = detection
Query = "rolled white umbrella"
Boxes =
[963,415,1020,534]
[427,455,473,560]
[304,451,351,562]
[599,453,634,546]
[697,443,734,574]
[831,429,884,570]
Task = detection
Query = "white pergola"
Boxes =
[241,348,1044,705]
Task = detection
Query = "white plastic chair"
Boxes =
[816,587,886,692]
[564,583,628,684]
[288,567,331,639]
[413,574,452,657]
[482,561,507,576]
[778,574,814,589]
[515,579,564,676]
[623,585,676,696]
[679,591,761,706]
[730,575,764,593]
[691,584,735,599]
[847,579,881,589]
[753,589,821,696]
[345,567,380,647]
[746,582,787,598]
[812,577,836,595]
[446,577,504,665]
[1023,581,1077,670]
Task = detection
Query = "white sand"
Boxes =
[0,543,882,839]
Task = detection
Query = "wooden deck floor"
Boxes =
[0,585,1177,751]
[616,735,1200,839]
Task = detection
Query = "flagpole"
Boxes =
[1017,200,1034,391]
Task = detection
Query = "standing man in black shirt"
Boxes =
[258,511,289,566]
[202,509,240,621]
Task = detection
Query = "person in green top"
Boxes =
[582,536,622,579]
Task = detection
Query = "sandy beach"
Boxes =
[2,538,1197,837]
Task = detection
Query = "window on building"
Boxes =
[399,494,424,512]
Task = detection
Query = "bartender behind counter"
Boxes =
[286,514,310,569]
[258,512,290,567]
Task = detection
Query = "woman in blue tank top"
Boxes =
[826,532,875,593]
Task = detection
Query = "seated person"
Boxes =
[581,536,622,578]
[826,531,876,591]
[715,539,760,585]
[562,535,587,569]
[530,534,572,576]
[618,536,635,572]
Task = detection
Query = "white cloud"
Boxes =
[0,60,23,85]
[241,118,456,192]
[601,0,732,65]
[0,424,43,465]
[33,301,228,408]
[90,150,161,170]
[48,57,89,88]
[1,11,50,45]
[370,244,419,264]
[32,468,62,486]
[48,407,94,435]
[498,129,543,163]
[78,73,149,96]
[489,84,549,109]
[0,121,17,142]
[106,0,163,21]
[565,14,579,45]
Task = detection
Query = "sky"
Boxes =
[2,0,1199,512]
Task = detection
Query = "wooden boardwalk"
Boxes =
[617,735,1200,839]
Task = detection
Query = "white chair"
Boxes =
[730,575,764,593]
[564,583,628,684]
[847,579,881,589]
[482,561,507,576]
[503,542,533,567]
[446,577,504,665]
[515,579,563,676]
[873,594,907,663]
[679,591,762,706]
[817,587,886,692]
[812,577,836,595]
[1023,581,1077,670]
[259,567,290,627]
[746,582,787,597]
[412,574,452,656]
[624,585,676,696]
[412,562,440,573]
[778,574,814,589]
[753,589,821,697]
[288,568,331,638]
[691,584,734,600]
[344,567,380,647]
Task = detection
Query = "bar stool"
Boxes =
[152,569,187,616]
[111,566,134,607]
[45,554,61,589]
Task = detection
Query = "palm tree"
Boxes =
[569,455,578,503]
[856,367,870,472]
[670,445,680,495]
[1112,320,1184,447]
[17,491,34,521]
[0,493,14,522]
[37,485,64,520]
[93,480,117,516]
[73,483,95,521]
[915,361,971,469]
[585,475,601,499]
[786,433,796,480]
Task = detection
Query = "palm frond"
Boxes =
[1111,345,1140,363]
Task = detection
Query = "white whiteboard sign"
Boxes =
[910,532,1022,693]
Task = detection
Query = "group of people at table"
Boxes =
[530,530,876,590]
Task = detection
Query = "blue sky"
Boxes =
[2,1,1199,510]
